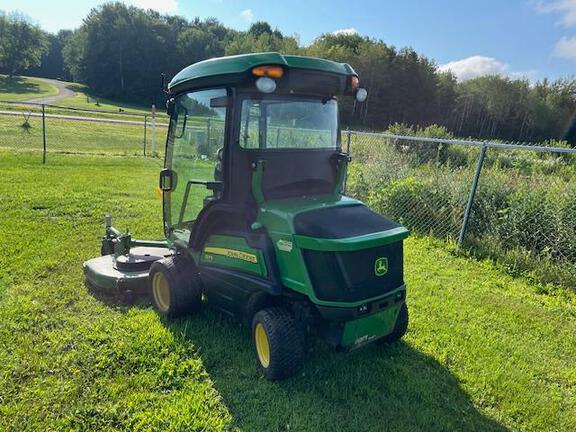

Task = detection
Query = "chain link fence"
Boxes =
[0,101,168,159]
[347,131,576,287]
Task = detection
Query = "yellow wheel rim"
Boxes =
[254,322,270,368]
[152,271,170,312]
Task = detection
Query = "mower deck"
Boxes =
[83,247,170,295]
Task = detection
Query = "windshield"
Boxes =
[239,98,338,149]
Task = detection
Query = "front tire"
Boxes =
[148,256,202,318]
[252,307,305,380]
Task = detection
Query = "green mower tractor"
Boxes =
[84,52,410,380]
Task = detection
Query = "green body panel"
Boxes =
[200,234,268,277]
[169,52,357,91]
[340,299,403,347]
[256,194,407,307]
[294,227,409,252]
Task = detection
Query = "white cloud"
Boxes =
[240,9,255,24]
[439,56,537,81]
[439,56,510,81]
[536,0,576,27]
[126,0,178,13]
[554,35,576,58]
[332,28,358,36]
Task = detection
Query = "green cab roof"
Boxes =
[168,52,357,91]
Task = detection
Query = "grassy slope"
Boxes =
[0,115,167,156]
[0,152,574,431]
[0,75,59,102]
[57,83,159,116]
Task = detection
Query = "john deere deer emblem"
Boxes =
[374,257,388,277]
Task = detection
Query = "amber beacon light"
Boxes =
[252,65,284,78]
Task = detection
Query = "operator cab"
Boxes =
[160,54,366,250]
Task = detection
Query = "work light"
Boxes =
[255,77,277,93]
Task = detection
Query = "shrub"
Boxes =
[386,123,452,165]
[466,176,513,237]
[368,177,459,237]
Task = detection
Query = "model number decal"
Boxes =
[277,239,293,252]
[204,247,258,264]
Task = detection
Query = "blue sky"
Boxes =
[1,0,575,81]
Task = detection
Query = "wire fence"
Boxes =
[347,130,576,287]
[2,101,575,287]
[0,100,168,158]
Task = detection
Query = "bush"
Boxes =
[467,176,513,237]
[368,177,459,237]
[386,123,453,165]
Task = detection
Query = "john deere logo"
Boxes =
[374,257,388,277]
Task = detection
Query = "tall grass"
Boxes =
[348,124,576,289]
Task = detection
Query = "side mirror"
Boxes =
[356,88,368,103]
[159,169,175,192]
[166,98,175,116]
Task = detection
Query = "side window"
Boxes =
[166,88,227,231]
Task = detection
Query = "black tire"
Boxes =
[378,302,409,345]
[148,256,202,318]
[252,307,305,380]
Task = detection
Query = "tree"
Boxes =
[26,30,72,79]
[0,12,49,76]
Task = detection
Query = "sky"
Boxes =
[1,0,575,82]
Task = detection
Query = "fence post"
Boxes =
[151,104,157,154]
[343,128,351,193]
[42,104,47,164]
[143,114,147,156]
[345,127,351,154]
[457,144,487,249]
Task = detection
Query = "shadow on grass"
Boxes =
[0,76,41,95]
[163,309,509,432]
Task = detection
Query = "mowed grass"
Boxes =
[57,82,162,116]
[0,115,167,156]
[0,75,59,102]
[0,152,575,431]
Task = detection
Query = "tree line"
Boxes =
[1,4,574,144]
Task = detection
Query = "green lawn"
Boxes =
[0,75,59,102]
[57,82,164,117]
[0,151,574,431]
[0,115,167,156]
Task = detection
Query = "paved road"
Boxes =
[0,110,168,127]
[24,77,76,104]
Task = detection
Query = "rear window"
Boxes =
[239,98,338,149]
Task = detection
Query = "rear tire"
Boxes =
[378,302,409,344]
[252,307,305,380]
[148,256,202,318]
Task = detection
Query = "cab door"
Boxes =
[162,88,228,243]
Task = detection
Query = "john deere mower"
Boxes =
[84,52,410,380]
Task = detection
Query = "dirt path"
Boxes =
[24,77,76,104]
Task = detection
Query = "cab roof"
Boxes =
[168,52,357,92]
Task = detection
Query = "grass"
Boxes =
[0,151,575,431]
[0,75,59,102]
[57,82,161,116]
[0,115,167,156]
